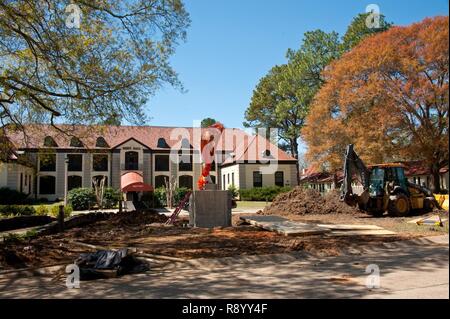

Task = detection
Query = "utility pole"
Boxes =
[64,156,69,206]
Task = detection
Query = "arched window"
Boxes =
[70,137,83,147]
[92,175,108,187]
[96,137,108,148]
[181,138,191,149]
[155,175,169,188]
[179,175,193,189]
[157,138,169,148]
[67,175,82,191]
[125,151,139,170]
[43,136,57,147]
[39,175,56,195]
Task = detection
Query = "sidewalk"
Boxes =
[0,235,447,299]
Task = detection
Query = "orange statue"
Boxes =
[197,122,224,190]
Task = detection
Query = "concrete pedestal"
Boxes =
[189,190,232,228]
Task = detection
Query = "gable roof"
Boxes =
[222,134,296,165]
[3,124,296,162]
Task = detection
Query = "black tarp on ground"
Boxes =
[75,249,149,280]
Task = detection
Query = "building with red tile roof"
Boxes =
[0,124,298,201]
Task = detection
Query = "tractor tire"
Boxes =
[388,193,410,217]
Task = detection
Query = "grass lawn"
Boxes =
[236,201,271,209]
[30,201,64,210]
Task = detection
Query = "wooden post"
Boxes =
[58,205,65,232]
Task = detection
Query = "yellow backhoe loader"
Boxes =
[340,144,438,217]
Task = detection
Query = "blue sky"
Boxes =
[145,0,448,129]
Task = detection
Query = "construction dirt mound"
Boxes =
[260,187,361,216]
[107,210,168,226]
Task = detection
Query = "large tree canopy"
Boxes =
[244,30,341,156]
[0,0,190,131]
[303,16,449,191]
[341,12,392,52]
[244,13,391,182]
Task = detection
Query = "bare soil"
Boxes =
[261,188,360,216]
[0,209,426,271]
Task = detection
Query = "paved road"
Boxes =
[0,236,448,299]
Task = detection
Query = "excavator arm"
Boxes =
[340,144,371,206]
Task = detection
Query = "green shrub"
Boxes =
[228,185,239,199]
[0,187,28,204]
[174,187,190,206]
[101,187,121,209]
[35,205,49,216]
[68,188,95,210]
[238,186,292,201]
[49,205,73,218]
[154,187,167,207]
[0,205,36,216]
[153,187,191,207]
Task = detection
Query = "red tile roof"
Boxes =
[4,124,296,162]
[221,133,296,165]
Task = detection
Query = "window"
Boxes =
[223,175,226,190]
[275,171,284,187]
[179,153,193,171]
[39,154,56,171]
[179,175,193,189]
[93,154,108,171]
[227,174,230,185]
[210,160,216,172]
[210,175,216,184]
[232,173,235,186]
[44,136,57,147]
[181,138,191,149]
[67,154,83,171]
[96,137,108,148]
[155,175,169,188]
[92,175,108,187]
[253,171,262,188]
[125,151,139,170]
[70,137,83,147]
[157,138,169,148]
[67,175,82,191]
[20,173,23,193]
[155,155,169,171]
[39,176,56,194]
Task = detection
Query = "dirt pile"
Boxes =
[108,210,168,226]
[260,187,360,216]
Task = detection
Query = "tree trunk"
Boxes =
[431,163,441,194]
[333,171,339,190]
[290,138,300,186]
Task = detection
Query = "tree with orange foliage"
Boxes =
[303,16,449,192]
